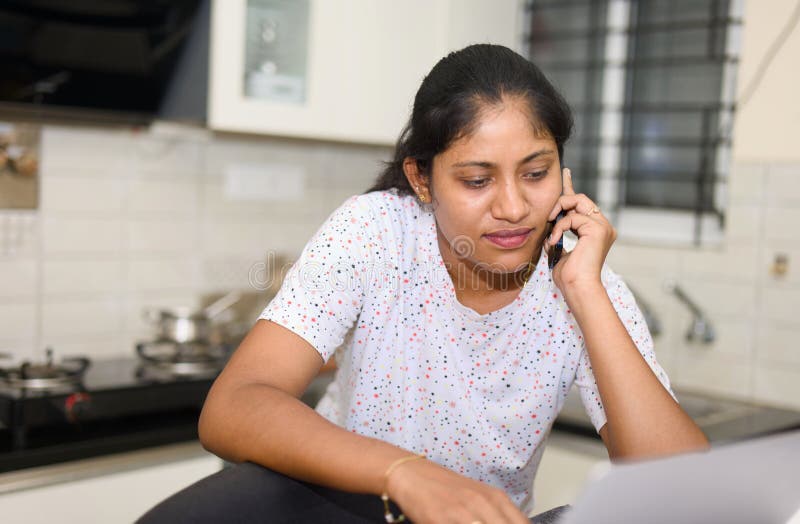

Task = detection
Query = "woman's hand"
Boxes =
[386,458,530,524]
[546,168,617,294]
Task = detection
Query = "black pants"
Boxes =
[137,462,569,523]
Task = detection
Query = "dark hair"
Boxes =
[366,44,573,196]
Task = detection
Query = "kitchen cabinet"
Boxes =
[0,442,221,524]
[531,431,609,515]
[208,0,523,144]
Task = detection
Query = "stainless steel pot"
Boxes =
[143,291,242,344]
[144,307,211,344]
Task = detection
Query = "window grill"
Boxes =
[524,0,742,245]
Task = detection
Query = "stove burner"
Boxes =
[136,340,229,378]
[0,348,90,391]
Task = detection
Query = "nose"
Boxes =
[491,178,529,224]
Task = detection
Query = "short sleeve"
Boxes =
[259,195,384,362]
[574,265,676,433]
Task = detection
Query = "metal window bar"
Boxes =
[622,0,737,243]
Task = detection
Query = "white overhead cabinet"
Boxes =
[208,0,522,145]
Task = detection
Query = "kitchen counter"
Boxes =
[0,440,213,495]
[554,387,800,443]
[0,441,222,523]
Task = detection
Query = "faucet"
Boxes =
[663,279,715,344]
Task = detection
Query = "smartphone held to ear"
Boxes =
[547,211,565,270]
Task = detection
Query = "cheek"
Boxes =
[433,206,475,240]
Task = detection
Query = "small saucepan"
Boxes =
[143,291,242,344]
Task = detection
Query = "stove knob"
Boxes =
[64,392,92,423]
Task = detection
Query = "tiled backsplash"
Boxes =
[607,161,800,409]
[0,123,798,410]
[0,123,389,364]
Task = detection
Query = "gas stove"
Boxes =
[0,346,230,473]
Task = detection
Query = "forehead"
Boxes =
[440,101,556,163]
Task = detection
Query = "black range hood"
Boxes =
[0,0,207,125]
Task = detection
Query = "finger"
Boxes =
[562,167,576,196]
[548,211,596,246]
[494,495,531,524]
[548,194,604,221]
[464,492,510,524]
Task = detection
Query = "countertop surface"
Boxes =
[555,386,800,444]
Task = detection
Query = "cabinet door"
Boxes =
[532,432,609,515]
[209,0,522,145]
[0,454,221,523]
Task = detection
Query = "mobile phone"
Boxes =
[547,211,565,270]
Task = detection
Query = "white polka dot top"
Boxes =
[260,188,673,512]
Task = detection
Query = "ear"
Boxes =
[402,157,430,201]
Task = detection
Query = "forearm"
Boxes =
[198,381,415,495]
[564,282,709,459]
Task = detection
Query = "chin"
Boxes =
[472,256,531,275]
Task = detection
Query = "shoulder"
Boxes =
[350,188,420,215]
[343,189,425,233]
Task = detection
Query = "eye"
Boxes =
[524,170,548,179]
[463,178,489,189]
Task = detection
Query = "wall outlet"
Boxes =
[223,162,306,201]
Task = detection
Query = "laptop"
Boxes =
[557,429,800,524]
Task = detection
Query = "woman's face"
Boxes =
[427,99,562,282]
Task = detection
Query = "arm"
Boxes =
[548,168,709,461]
[199,319,412,493]
[567,284,709,459]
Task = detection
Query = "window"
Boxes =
[523,0,742,245]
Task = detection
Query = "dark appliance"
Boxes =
[0,0,208,124]
[0,347,225,473]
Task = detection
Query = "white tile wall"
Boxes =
[727,163,766,205]
[671,350,754,400]
[42,259,124,296]
[764,206,800,242]
[40,126,136,172]
[0,337,36,363]
[755,320,800,367]
[0,259,38,298]
[128,257,201,293]
[2,121,799,413]
[759,286,800,325]
[0,301,37,341]
[753,365,800,410]
[40,176,125,214]
[42,217,123,254]
[765,164,800,206]
[41,297,123,338]
[126,178,199,217]
[724,204,761,244]
[679,244,759,282]
[127,219,197,253]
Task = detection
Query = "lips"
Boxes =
[484,227,533,248]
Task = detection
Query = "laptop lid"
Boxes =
[558,429,800,524]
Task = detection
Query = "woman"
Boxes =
[140,44,708,524]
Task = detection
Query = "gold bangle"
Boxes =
[381,453,425,523]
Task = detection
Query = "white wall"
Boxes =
[733,0,800,162]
